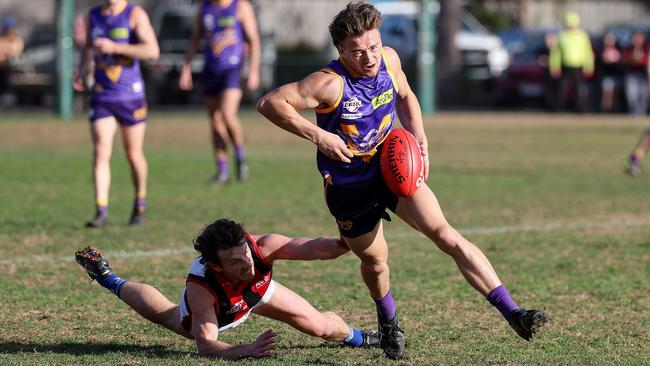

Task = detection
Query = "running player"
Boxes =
[74,0,159,227]
[257,1,547,359]
[75,218,379,360]
[625,128,650,177]
[179,0,261,185]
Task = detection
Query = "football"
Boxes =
[380,128,424,197]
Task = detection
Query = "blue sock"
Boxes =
[342,328,365,347]
[374,290,397,323]
[98,273,128,298]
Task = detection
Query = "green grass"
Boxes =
[0,111,649,365]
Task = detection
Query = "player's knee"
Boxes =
[430,225,463,252]
[361,260,389,276]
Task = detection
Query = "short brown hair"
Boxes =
[329,1,383,47]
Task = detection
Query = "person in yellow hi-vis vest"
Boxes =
[549,11,594,112]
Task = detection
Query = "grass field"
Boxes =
[0,110,648,365]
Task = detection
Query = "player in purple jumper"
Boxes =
[258,1,547,359]
[179,0,261,185]
[75,0,159,227]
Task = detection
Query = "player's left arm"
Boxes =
[93,6,159,61]
[239,0,261,91]
[385,46,430,179]
[253,234,350,263]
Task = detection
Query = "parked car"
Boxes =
[8,24,56,105]
[375,1,510,83]
[143,3,276,104]
[495,29,554,106]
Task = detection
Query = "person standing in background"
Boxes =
[621,30,650,116]
[179,0,261,185]
[549,11,594,112]
[0,16,24,104]
[598,33,622,113]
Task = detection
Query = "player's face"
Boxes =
[215,244,255,283]
[337,28,383,77]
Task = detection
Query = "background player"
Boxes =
[179,0,261,185]
[625,128,650,176]
[75,218,379,360]
[74,0,159,227]
[257,1,547,360]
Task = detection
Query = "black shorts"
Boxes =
[324,175,399,238]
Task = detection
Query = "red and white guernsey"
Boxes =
[179,233,275,332]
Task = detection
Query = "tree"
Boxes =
[436,0,462,106]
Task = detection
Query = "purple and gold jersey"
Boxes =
[201,0,245,72]
[315,48,400,185]
[89,2,145,102]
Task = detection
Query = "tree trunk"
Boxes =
[436,0,462,107]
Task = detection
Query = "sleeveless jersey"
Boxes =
[315,48,400,185]
[179,233,273,332]
[89,2,145,102]
[201,0,245,72]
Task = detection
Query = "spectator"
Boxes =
[549,11,594,112]
[621,31,650,116]
[599,33,623,113]
[0,16,24,98]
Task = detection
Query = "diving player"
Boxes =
[75,218,379,360]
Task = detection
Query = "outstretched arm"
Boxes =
[187,283,277,360]
[385,46,430,179]
[254,234,350,262]
[256,71,355,163]
[93,6,159,61]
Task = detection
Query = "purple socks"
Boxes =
[217,159,228,177]
[487,284,519,323]
[235,145,246,163]
[374,290,397,323]
[96,205,108,218]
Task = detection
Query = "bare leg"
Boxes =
[118,281,192,339]
[252,282,349,342]
[205,95,229,163]
[395,184,501,296]
[219,88,245,147]
[121,122,148,199]
[342,221,390,300]
[90,117,118,209]
[631,128,650,160]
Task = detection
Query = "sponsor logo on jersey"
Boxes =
[343,96,362,113]
[218,16,236,27]
[255,274,270,289]
[227,300,247,314]
[203,14,216,30]
[372,88,394,110]
[341,113,362,120]
[109,27,128,40]
[91,27,104,40]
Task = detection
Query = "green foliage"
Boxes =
[0,111,649,364]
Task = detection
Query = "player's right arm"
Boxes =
[256,72,354,163]
[73,13,93,92]
[187,282,276,360]
[179,7,203,90]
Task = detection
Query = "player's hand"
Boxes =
[94,37,118,55]
[418,138,430,180]
[179,64,193,90]
[246,71,260,92]
[243,329,276,359]
[317,131,354,163]
[582,69,593,78]
[73,76,86,92]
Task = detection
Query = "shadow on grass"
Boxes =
[0,341,188,358]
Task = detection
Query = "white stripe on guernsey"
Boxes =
[1,217,648,266]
